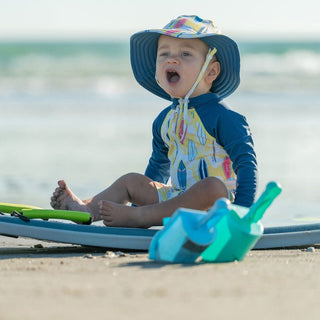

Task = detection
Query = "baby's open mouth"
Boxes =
[167,71,180,83]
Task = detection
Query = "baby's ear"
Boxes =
[207,61,220,84]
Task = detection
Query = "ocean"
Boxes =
[0,40,319,226]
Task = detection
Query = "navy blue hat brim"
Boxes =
[130,30,240,101]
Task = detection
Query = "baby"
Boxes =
[51,15,258,227]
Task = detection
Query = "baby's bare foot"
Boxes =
[50,180,89,213]
[99,200,146,228]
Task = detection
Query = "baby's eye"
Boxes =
[159,52,169,57]
[182,52,192,57]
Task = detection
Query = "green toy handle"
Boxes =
[244,182,282,223]
[196,198,230,229]
[21,209,91,223]
[0,202,91,223]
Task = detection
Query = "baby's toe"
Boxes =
[50,200,57,208]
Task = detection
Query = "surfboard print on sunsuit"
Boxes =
[197,123,207,145]
[177,160,187,190]
[223,156,232,179]
[198,158,209,180]
[212,142,217,162]
[179,119,187,144]
[188,139,197,161]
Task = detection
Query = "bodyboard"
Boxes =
[0,214,320,250]
[0,202,91,223]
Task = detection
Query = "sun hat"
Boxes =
[130,15,240,101]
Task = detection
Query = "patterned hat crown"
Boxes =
[160,15,221,37]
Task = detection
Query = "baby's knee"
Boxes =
[118,172,150,194]
[119,172,142,185]
[201,177,228,199]
[122,172,139,179]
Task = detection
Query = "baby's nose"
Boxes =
[166,54,179,63]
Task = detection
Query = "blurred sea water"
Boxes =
[0,40,319,226]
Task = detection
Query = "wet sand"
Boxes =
[0,235,319,320]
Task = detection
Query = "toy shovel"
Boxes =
[201,181,282,262]
[149,198,230,263]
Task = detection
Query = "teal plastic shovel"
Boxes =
[201,181,282,262]
[149,182,281,263]
[149,198,230,263]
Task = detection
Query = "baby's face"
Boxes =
[156,35,211,99]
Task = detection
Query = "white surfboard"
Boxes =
[1,214,320,250]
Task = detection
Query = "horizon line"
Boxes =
[0,35,319,43]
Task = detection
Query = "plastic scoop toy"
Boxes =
[149,198,230,263]
[149,182,281,263]
[201,181,282,262]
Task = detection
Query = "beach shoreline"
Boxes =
[0,236,319,320]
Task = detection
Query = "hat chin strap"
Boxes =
[178,47,217,143]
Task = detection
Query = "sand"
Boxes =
[0,235,319,320]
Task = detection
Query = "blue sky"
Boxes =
[0,0,319,40]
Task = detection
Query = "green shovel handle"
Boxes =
[245,182,282,223]
[21,209,91,223]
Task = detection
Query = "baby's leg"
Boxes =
[100,177,228,228]
[50,180,88,212]
[99,201,145,228]
[50,173,159,222]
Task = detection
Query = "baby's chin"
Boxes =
[161,83,191,99]
[169,94,185,100]
[167,90,189,99]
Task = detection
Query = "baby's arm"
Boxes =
[228,135,258,207]
[217,110,258,207]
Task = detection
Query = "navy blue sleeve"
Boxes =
[217,108,258,207]
[201,103,258,207]
[144,107,171,183]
